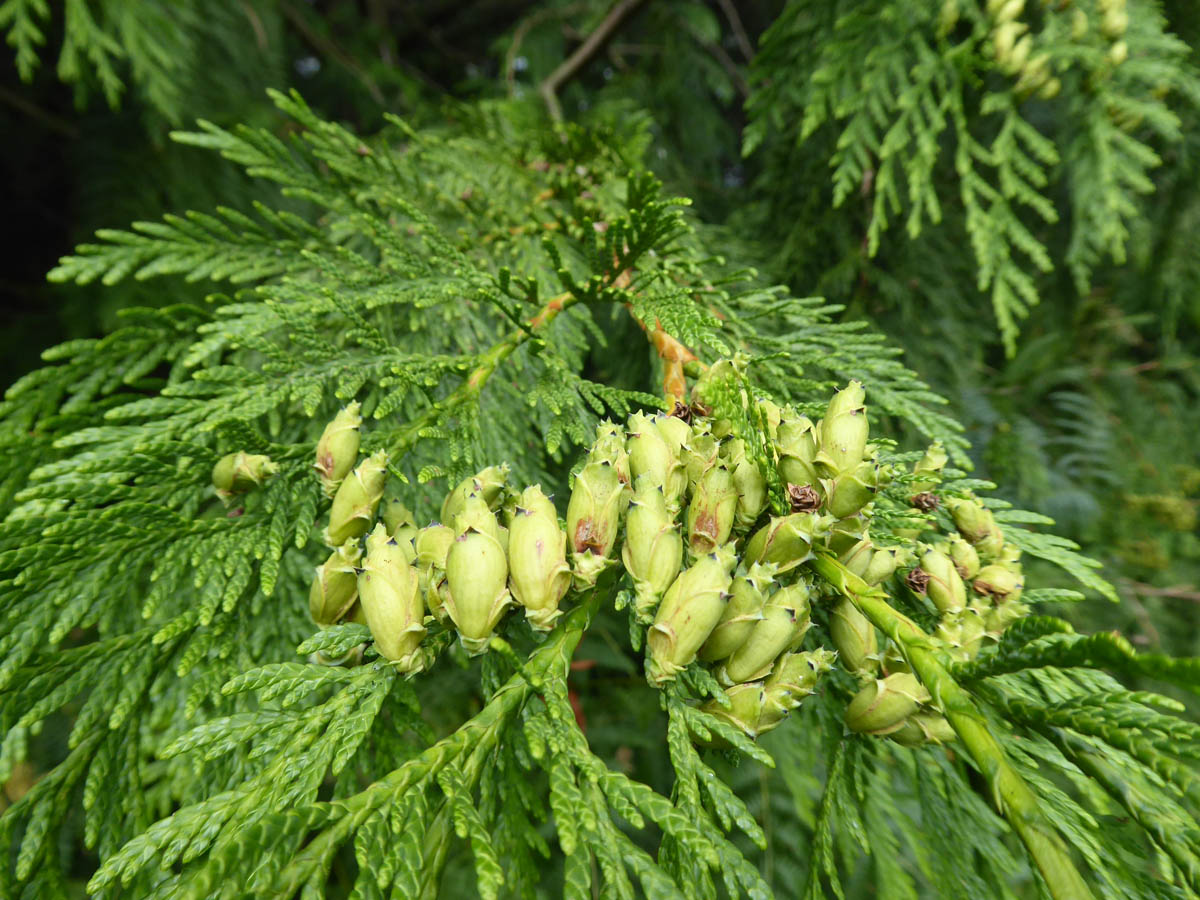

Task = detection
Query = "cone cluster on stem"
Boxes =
[297,369,1031,747]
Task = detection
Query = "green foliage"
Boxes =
[1,3,1199,899]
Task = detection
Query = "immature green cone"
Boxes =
[567,461,626,587]
[453,492,504,541]
[686,464,738,556]
[309,542,364,625]
[745,512,829,573]
[719,582,811,685]
[325,451,389,546]
[444,523,512,655]
[722,439,768,529]
[948,536,981,579]
[816,381,868,476]
[829,597,878,676]
[413,523,455,621]
[653,413,693,458]
[590,420,631,487]
[358,524,426,671]
[622,479,684,616]
[382,498,415,536]
[681,427,721,490]
[823,460,878,519]
[699,563,774,662]
[909,441,948,495]
[845,672,930,735]
[646,544,737,684]
[920,547,967,614]
[703,681,768,738]
[973,565,1024,604]
[946,496,1005,559]
[507,485,571,631]
[212,451,278,501]
[985,598,1029,635]
[314,402,362,495]
[775,412,820,488]
[440,464,509,526]
[759,648,837,728]
[889,712,956,747]
[627,412,686,508]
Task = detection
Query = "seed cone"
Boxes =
[627,412,686,510]
[507,485,571,631]
[622,478,684,617]
[686,464,738,556]
[745,512,829,573]
[816,381,868,476]
[646,544,737,684]
[414,523,455,622]
[920,547,966,614]
[567,461,626,587]
[949,536,980,579]
[775,413,819,488]
[823,460,878,519]
[719,582,811,685]
[325,450,389,546]
[358,524,426,671]
[829,597,878,676]
[704,648,834,738]
[445,521,512,655]
[699,563,775,662]
[946,496,1005,560]
[314,402,362,496]
[973,565,1024,604]
[722,439,768,528]
[889,712,956,747]
[441,464,509,527]
[909,441,948,495]
[590,420,631,490]
[845,672,930,735]
[309,542,364,625]
[212,451,278,501]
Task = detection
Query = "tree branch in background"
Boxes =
[538,0,648,122]
[716,0,754,61]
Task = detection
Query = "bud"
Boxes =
[759,648,837,730]
[823,460,878,519]
[627,413,686,508]
[946,496,1005,560]
[722,439,768,529]
[453,492,504,542]
[703,682,767,738]
[985,599,1029,635]
[998,542,1022,572]
[325,450,389,546]
[910,441,948,494]
[445,526,512,655]
[920,547,967,614]
[719,582,811,685]
[681,427,721,489]
[816,382,868,476]
[382,497,414,536]
[566,461,626,587]
[699,563,774,662]
[775,413,819,488]
[590,421,631,491]
[686,464,739,556]
[845,673,930,735]
[646,544,737,684]
[948,536,980,579]
[212,451,278,501]
[889,713,956,747]
[654,413,693,457]
[314,402,362,495]
[745,513,829,573]
[829,597,878,675]
[973,565,1024,604]
[507,485,571,631]
[622,478,684,616]
[414,524,455,571]
[309,542,363,625]
[358,524,426,671]
[440,464,509,526]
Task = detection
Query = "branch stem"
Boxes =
[810,553,1097,900]
[538,0,649,121]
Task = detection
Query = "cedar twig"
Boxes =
[538,0,649,122]
[506,2,588,95]
[716,0,755,62]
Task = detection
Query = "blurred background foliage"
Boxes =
[2,0,1196,694]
